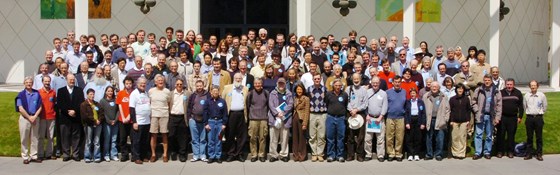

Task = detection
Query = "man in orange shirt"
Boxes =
[116,76,134,162]
[401,68,419,99]
[378,58,396,89]
[38,76,56,160]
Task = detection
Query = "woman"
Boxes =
[100,86,119,162]
[271,53,286,78]
[441,77,456,100]
[328,41,346,65]
[253,39,263,56]
[404,88,425,161]
[80,88,104,163]
[288,59,304,78]
[216,40,233,70]
[419,41,433,58]
[292,83,309,161]
[281,33,304,60]
[467,46,478,66]
[298,36,310,53]
[449,83,472,159]
[262,64,279,92]
[227,58,239,79]
[286,68,302,93]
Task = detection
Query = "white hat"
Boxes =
[414,47,423,55]
[274,118,283,129]
[348,114,364,130]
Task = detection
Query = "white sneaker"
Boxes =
[104,157,111,162]
[112,157,120,161]
[201,158,208,162]
[190,158,199,162]
[407,156,413,161]
[414,155,420,161]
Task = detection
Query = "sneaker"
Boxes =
[337,157,345,162]
[326,157,334,162]
[201,158,208,162]
[190,158,199,162]
[111,157,120,161]
[104,157,111,162]
[317,156,324,162]
[311,156,317,162]
[414,155,420,161]
[407,156,413,161]
[435,156,443,161]
[94,159,101,163]
[84,159,92,163]
[207,159,214,164]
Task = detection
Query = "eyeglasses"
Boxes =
[320,42,327,44]
[462,65,469,67]
[399,54,406,56]
[176,84,183,86]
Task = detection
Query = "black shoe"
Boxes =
[484,155,491,160]
[435,156,443,161]
[170,152,177,161]
[496,153,503,158]
[207,159,214,164]
[473,155,482,160]
[62,157,71,162]
[424,156,433,160]
[337,157,345,162]
[251,157,258,162]
[357,157,364,162]
[226,156,235,162]
[120,155,129,162]
[387,157,394,162]
[270,157,278,162]
[179,155,187,162]
[326,157,334,162]
[507,153,514,159]
[536,154,543,161]
[377,157,385,162]
[364,157,372,161]
[524,155,532,160]
[238,155,246,162]
[395,157,402,162]
[281,157,289,162]
[216,158,222,164]
[259,157,266,162]
[73,158,81,162]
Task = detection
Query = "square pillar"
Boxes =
[184,0,200,32]
[551,0,560,89]
[489,0,500,66]
[75,0,89,36]
[296,0,311,36]
[403,0,415,46]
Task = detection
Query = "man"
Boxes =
[111,37,129,64]
[378,59,396,89]
[81,35,103,64]
[267,78,293,162]
[321,61,333,84]
[423,81,450,161]
[471,75,502,160]
[491,67,505,90]
[368,67,388,91]
[33,64,54,90]
[325,64,347,92]
[83,68,111,102]
[345,63,369,86]
[420,57,435,86]
[246,78,269,162]
[148,75,171,163]
[57,74,85,162]
[431,45,447,68]
[188,61,208,92]
[307,74,328,162]
[52,38,67,62]
[110,58,128,91]
[129,77,152,164]
[98,50,114,70]
[325,80,348,162]
[443,48,461,76]
[37,50,56,74]
[203,86,228,164]
[131,30,151,59]
[177,51,194,77]
[208,58,232,94]
[470,50,491,85]
[222,73,249,162]
[378,36,388,55]
[38,76,56,161]
[523,80,547,161]
[166,61,185,90]
[369,39,385,60]
[164,27,174,48]
[75,62,92,88]
[250,55,266,79]
[409,60,425,89]
[169,30,193,60]
[238,60,255,90]
[357,36,372,55]
[145,44,159,66]
[127,56,145,82]
[153,53,170,76]
[84,51,99,73]
[158,37,169,57]
[364,77,388,162]
[312,44,328,73]
[108,34,119,52]
[345,73,368,162]
[453,61,477,94]
[66,41,86,74]
[395,37,414,62]
[16,77,43,164]
[385,75,406,161]
[391,49,409,76]
[116,76,134,162]
[187,80,210,162]
[496,78,524,158]
[301,62,321,89]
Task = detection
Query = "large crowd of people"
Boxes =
[15,28,548,165]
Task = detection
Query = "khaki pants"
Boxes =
[269,126,289,158]
[451,122,468,158]
[385,118,404,158]
[248,120,268,158]
[365,120,385,158]
[38,119,55,158]
[309,113,327,156]
[19,115,39,160]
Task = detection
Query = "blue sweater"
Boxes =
[386,88,407,119]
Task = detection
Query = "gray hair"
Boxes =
[23,76,33,83]
[137,77,147,86]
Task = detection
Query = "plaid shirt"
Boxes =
[187,73,208,92]
[307,85,327,113]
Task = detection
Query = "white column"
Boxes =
[75,0,89,36]
[403,0,415,46]
[184,0,200,32]
[551,0,560,89]
[489,0,500,66]
[296,0,311,36]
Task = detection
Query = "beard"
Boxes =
[92,76,107,86]
[234,82,242,88]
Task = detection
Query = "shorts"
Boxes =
[150,116,169,133]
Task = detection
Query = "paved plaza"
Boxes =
[1,154,559,175]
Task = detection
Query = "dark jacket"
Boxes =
[81,45,104,63]
[75,72,92,88]
[57,86,85,124]
[80,100,104,126]
[500,88,524,119]
[449,95,472,123]
[404,98,426,126]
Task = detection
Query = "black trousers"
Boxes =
[168,114,188,156]
[132,124,151,160]
[226,111,248,157]
[525,115,544,155]
[496,116,518,153]
[119,122,132,157]
[405,116,422,156]
[60,122,82,159]
[346,113,366,158]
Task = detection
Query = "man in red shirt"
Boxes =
[38,76,56,160]
[116,76,134,162]
[379,58,396,89]
[401,68,419,99]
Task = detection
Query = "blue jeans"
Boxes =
[84,125,102,161]
[475,115,494,156]
[207,119,223,159]
[326,114,345,159]
[103,123,119,159]
[426,119,445,158]
[189,119,207,159]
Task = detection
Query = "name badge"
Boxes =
[435,100,440,106]
[200,100,205,105]
[455,64,459,69]
[415,81,419,86]
[483,70,487,75]
[376,95,383,100]
[94,106,99,111]
[338,97,343,102]
[247,84,251,89]
[247,64,252,69]
[351,95,356,100]
[183,95,188,100]
[218,102,223,107]
[389,78,393,83]
[486,97,491,103]
[419,106,424,110]
[109,102,115,106]
[228,93,232,97]
[278,69,283,73]
[283,95,287,100]
[49,97,54,102]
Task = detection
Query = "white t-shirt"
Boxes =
[129,89,151,125]
[148,87,171,117]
